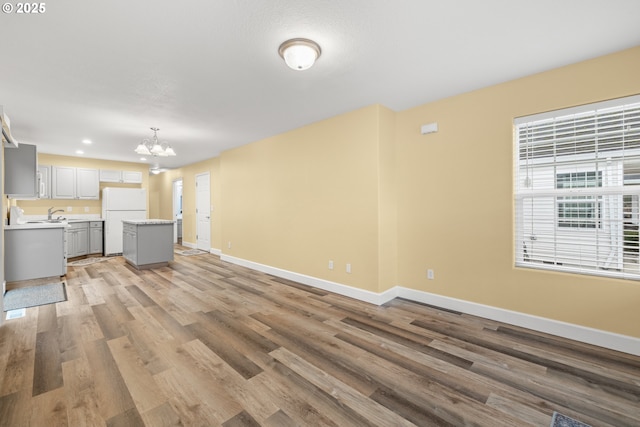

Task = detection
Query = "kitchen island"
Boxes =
[122,219,175,269]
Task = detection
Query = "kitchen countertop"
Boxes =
[5,221,69,230]
[5,217,105,230]
[123,219,175,225]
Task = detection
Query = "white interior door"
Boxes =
[196,173,211,251]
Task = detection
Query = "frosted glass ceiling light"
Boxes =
[278,38,321,71]
[134,127,176,157]
[134,143,151,155]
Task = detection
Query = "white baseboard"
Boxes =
[220,255,640,356]
[221,255,395,305]
[210,248,222,256]
[182,241,196,249]
[396,287,640,357]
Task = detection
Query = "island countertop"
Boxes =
[122,219,175,225]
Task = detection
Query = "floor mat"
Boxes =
[3,282,67,311]
[67,257,110,267]
[175,249,208,256]
[551,412,591,427]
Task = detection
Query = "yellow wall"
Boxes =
[395,46,640,337]
[221,105,388,292]
[149,157,221,249]
[14,154,149,216]
[377,105,398,292]
[26,46,635,339]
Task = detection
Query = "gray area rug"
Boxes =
[68,257,110,267]
[3,282,67,311]
[551,412,591,427]
[175,249,208,256]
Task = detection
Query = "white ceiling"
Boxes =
[2,0,639,171]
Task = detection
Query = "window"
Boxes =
[515,95,640,279]
[556,172,602,229]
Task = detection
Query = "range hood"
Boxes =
[1,106,19,148]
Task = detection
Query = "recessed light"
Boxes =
[82,139,92,144]
[140,157,147,161]
[76,150,84,155]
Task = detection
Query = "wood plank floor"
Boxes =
[1,250,639,426]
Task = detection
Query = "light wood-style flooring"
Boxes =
[1,250,639,426]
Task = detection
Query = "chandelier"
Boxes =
[134,127,176,157]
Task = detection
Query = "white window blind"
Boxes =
[514,95,640,280]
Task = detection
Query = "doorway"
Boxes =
[196,172,211,251]
[173,179,183,244]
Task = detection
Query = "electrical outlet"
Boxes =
[227,241,232,249]
[346,263,352,274]
[328,260,334,270]
[84,207,90,213]
[67,206,72,212]
[427,269,434,280]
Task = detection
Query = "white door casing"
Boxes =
[173,178,183,243]
[196,173,211,251]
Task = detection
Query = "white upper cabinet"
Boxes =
[76,168,100,199]
[100,169,143,184]
[51,166,99,199]
[51,166,76,199]
[99,169,121,182]
[121,170,143,184]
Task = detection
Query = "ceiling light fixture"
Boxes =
[134,127,176,157]
[278,38,321,71]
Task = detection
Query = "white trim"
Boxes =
[210,248,222,256]
[220,255,640,357]
[395,288,640,357]
[221,254,398,305]
[182,240,196,249]
[514,94,640,125]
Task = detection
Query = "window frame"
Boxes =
[514,94,640,280]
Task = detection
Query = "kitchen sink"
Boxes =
[27,219,65,224]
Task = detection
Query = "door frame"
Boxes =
[195,172,211,251]
[172,178,183,244]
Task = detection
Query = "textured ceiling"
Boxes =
[2,0,640,171]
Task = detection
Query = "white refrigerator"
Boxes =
[102,187,147,255]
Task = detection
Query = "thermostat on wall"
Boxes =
[421,122,438,135]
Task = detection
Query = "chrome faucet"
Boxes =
[48,207,65,220]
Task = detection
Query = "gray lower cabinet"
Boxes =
[67,221,104,258]
[5,227,66,281]
[89,221,103,254]
[123,221,174,269]
[67,222,89,258]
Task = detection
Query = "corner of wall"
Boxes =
[376,104,399,293]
